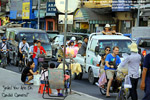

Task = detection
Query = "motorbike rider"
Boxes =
[104,46,121,98]
[29,39,37,61]
[0,37,10,64]
[19,37,30,64]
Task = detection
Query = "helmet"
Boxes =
[22,37,26,41]
[1,37,7,40]
[71,37,76,41]
[70,40,74,43]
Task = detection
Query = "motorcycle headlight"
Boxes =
[46,50,52,56]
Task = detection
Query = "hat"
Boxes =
[128,43,138,52]
[105,24,111,28]
[78,40,82,44]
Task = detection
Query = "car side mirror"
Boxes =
[95,46,100,55]
[49,38,53,42]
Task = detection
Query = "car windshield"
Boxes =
[19,32,49,43]
[98,40,132,54]
[139,39,150,47]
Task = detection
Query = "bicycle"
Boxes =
[18,51,28,72]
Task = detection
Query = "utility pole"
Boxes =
[136,0,141,27]
[63,0,68,94]
[38,0,40,29]
[63,0,68,78]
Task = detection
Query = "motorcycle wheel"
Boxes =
[99,85,106,95]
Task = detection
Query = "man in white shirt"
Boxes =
[19,37,29,63]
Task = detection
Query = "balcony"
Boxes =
[81,0,112,8]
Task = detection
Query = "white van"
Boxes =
[74,33,140,84]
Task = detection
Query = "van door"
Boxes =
[86,39,100,77]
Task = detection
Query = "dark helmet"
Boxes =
[22,37,26,41]
[1,37,7,40]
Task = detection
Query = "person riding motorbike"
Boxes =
[33,40,47,72]
[104,46,121,98]
[19,37,30,64]
[0,37,10,65]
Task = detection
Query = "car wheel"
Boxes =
[88,68,97,84]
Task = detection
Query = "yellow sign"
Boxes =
[22,2,30,19]
[74,9,84,20]
[80,22,89,29]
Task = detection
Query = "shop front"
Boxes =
[74,8,115,33]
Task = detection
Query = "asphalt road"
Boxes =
[5,65,145,100]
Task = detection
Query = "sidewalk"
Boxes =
[0,68,101,100]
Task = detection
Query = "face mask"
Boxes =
[35,44,37,46]
[2,41,6,43]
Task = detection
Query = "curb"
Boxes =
[0,68,102,100]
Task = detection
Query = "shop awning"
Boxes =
[0,12,6,18]
[74,8,115,24]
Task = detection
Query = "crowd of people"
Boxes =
[1,23,150,99]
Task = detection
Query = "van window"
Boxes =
[90,39,98,51]
[9,32,15,41]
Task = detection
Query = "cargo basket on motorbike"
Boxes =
[38,54,45,63]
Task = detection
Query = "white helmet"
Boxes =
[105,24,111,28]
[71,37,76,41]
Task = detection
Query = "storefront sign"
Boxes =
[10,0,22,19]
[80,22,89,29]
[46,2,57,16]
[22,0,30,19]
[74,9,84,20]
[59,15,73,24]
[112,0,131,11]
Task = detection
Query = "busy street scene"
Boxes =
[0,0,150,100]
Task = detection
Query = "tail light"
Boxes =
[96,64,100,67]
[142,50,146,56]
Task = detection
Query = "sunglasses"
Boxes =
[106,49,111,51]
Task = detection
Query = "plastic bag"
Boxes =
[98,72,107,87]
[33,74,41,86]
[124,75,132,89]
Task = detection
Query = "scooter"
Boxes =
[0,50,8,68]
[97,71,122,95]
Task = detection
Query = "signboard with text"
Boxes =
[46,2,57,16]
[22,0,30,19]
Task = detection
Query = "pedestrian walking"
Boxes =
[120,43,141,100]
[140,53,150,100]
